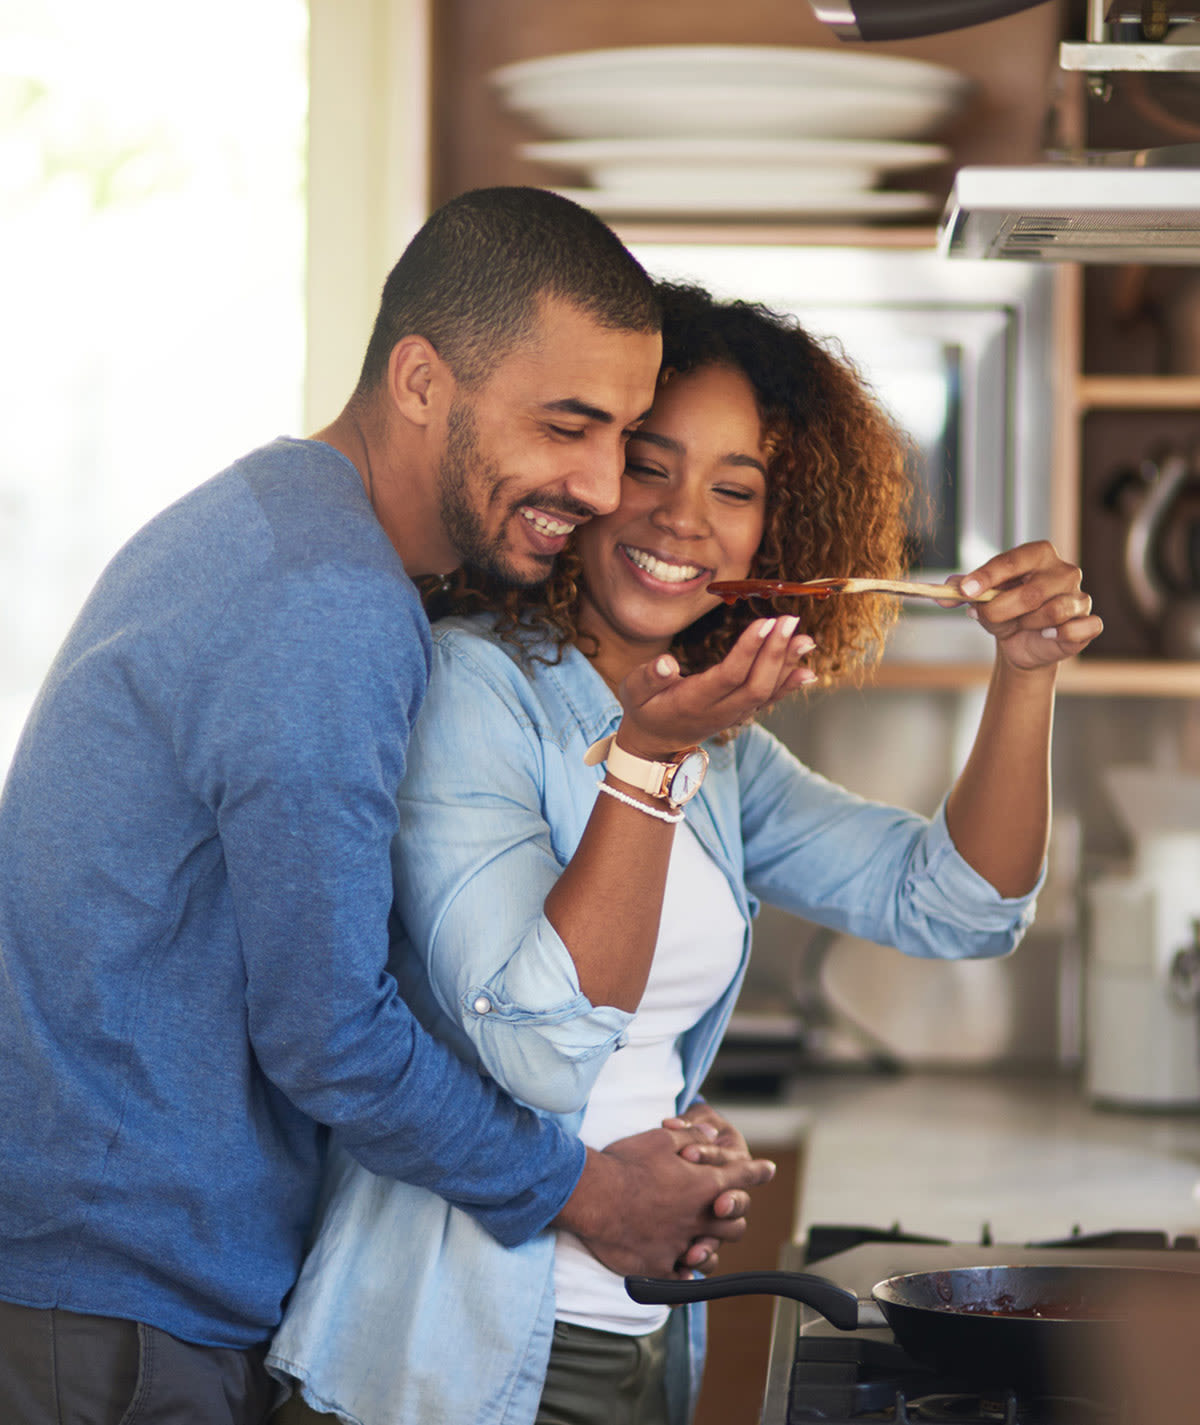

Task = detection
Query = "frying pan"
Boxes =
[626,1265,1200,1393]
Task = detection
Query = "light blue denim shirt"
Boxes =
[267,614,1041,1425]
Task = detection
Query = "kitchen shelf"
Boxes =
[868,659,1200,697]
[1075,375,1200,411]
[611,222,941,250]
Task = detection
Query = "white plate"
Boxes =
[551,186,940,220]
[492,44,971,99]
[521,137,951,193]
[501,81,967,142]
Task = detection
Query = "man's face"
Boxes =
[435,297,661,587]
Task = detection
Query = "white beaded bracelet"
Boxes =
[596,780,684,824]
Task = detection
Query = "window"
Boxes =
[0,0,307,766]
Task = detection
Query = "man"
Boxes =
[0,188,772,1424]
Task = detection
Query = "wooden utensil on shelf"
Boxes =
[708,577,999,604]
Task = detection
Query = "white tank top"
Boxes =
[553,819,744,1335]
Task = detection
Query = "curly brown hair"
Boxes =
[423,279,918,691]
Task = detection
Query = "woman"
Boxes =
[267,283,1101,1425]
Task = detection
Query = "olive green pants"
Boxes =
[535,1319,670,1425]
[272,1318,670,1425]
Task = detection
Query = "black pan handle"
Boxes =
[624,1270,861,1329]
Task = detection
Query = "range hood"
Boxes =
[939,144,1200,262]
[808,0,1200,263]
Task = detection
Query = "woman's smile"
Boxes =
[617,543,710,588]
[574,362,769,681]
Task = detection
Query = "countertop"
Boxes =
[717,1068,1200,1244]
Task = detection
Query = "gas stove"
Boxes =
[761,1225,1200,1425]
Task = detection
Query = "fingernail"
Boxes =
[798,669,818,684]
[655,656,673,675]
[780,615,799,638]
[695,1122,719,1140]
[757,618,777,639]
[792,635,816,653]
[962,578,982,597]
[965,608,979,621]
[1041,626,1058,639]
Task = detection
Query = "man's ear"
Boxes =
[386,335,454,428]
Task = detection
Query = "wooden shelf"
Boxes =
[610,222,941,250]
[1075,375,1200,412]
[1059,659,1200,698]
[867,659,1200,697]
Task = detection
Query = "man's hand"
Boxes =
[554,1124,775,1280]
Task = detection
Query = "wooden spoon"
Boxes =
[708,577,998,605]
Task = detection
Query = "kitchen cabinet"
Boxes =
[1061,74,1200,697]
[688,1108,808,1425]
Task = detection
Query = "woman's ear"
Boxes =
[386,335,454,428]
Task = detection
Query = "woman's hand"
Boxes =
[663,1102,752,1167]
[616,616,816,759]
[947,541,1103,672]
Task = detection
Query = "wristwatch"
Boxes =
[584,734,709,810]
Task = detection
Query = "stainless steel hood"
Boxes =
[808,1,1200,263]
[938,145,1200,262]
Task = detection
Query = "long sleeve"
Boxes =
[733,723,1041,959]
[174,560,586,1239]
[392,627,635,1115]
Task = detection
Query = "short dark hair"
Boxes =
[355,187,661,393]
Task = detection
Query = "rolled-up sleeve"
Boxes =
[735,724,1041,960]
[392,631,632,1115]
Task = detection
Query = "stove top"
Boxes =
[761,1226,1200,1425]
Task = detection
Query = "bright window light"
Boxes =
[0,0,307,767]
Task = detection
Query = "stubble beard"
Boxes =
[436,396,554,588]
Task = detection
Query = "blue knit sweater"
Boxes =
[0,438,584,1348]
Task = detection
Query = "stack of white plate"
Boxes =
[490,44,973,221]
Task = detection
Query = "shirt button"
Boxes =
[472,995,492,1015]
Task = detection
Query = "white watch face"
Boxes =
[667,750,707,807]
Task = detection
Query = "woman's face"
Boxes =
[574,362,768,663]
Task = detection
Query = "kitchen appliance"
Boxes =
[1110,445,1200,659]
[807,2,1200,263]
[628,241,1055,661]
[809,0,1048,40]
[630,1263,1198,1394]
[757,1223,1200,1423]
[1085,764,1200,1111]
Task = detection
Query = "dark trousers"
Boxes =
[535,1319,670,1425]
[0,1299,275,1425]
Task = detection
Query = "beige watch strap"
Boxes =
[583,734,689,800]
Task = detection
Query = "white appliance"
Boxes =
[1085,765,1200,1110]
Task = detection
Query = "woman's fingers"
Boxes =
[619,616,813,752]
[700,616,810,712]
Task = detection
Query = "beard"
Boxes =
[436,395,553,588]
